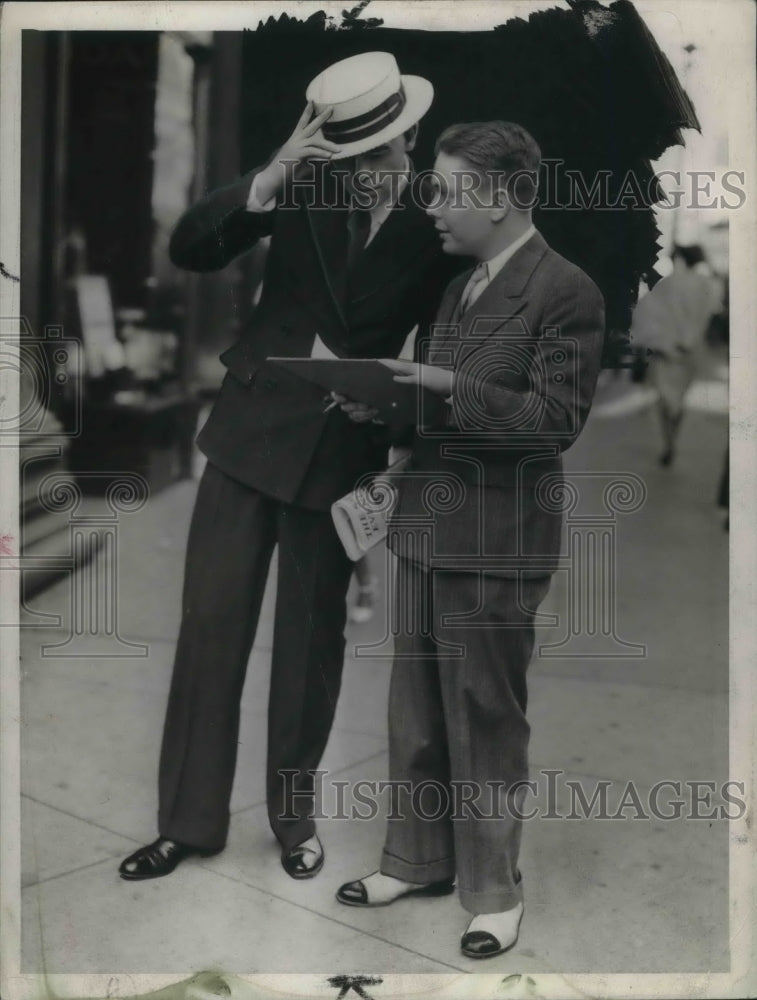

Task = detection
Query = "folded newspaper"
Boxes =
[331,452,411,561]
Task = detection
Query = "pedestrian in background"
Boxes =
[630,244,722,466]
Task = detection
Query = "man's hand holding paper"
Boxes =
[379,359,454,398]
[331,392,381,424]
[333,359,453,423]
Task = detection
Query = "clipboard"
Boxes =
[266,357,446,424]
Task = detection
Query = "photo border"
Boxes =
[1,2,754,998]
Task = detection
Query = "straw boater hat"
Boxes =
[305,52,434,159]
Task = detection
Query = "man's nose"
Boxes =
[355,158,375,178]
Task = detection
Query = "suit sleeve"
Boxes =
[449,270,605,451]
[168,164,277,273]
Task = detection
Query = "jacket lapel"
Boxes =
[346,182,436,306]
[297,163,434,337]
[435,232,549,357]
[293,162,350,337]
[425,272,470,364]
[438,272,470,326]
[463,232,548,333]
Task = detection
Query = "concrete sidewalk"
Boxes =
[19,375,730,976]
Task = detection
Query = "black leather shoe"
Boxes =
[118,837,220,881]
[336,872,456,907]
[281,835,324,880]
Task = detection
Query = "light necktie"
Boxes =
[459,261,489,314]
[429,262,490,364]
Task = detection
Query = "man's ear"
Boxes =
[403,123,419,152]
[491,185,510,223]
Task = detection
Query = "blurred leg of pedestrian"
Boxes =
[631,344,648,384]
[647,348,698,466]
[717,446,729,532]
[349,554,378,624]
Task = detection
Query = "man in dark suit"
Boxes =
[336,122,605,958]
[119,52,459,882]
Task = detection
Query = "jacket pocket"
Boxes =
[220,344,260,387]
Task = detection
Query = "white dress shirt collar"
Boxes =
[479,224,537,283]
[458,225,537,313]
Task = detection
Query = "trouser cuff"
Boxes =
[458,880,524,915]
[380,848,455,885]
[158,823,226,854]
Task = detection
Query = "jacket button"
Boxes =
[281,324,293,335]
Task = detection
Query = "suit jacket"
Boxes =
[169,160,461,509]
[389,231,605,578]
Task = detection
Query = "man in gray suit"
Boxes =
[335,121,605,959]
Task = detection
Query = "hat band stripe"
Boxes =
[322,85,407,143]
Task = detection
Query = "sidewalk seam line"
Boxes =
[190,863,466,973]
[21,793,144,847]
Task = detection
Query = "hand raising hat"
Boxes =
[306,52,434,159]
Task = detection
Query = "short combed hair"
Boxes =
[435,121,541,206]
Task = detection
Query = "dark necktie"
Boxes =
[346,208,372,274]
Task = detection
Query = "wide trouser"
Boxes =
[380,557,551,914]
[158,461,354,852]
[647,347,700,452]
